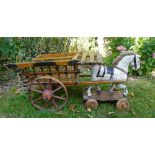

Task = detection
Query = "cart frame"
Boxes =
[7,52,127,111]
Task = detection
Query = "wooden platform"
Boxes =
[83,90,124,101]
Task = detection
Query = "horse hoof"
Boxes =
[85,99,98,111]
[123,93,128,96]
[96,89,102,95]
[109,90,114,94]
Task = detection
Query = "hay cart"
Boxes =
[7,52,129,112]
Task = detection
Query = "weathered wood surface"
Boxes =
[72,53,80,60]
[62,80,126,86]
[83,90,124,101]
[8,52,103,69]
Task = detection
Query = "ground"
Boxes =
[0,73,155,118]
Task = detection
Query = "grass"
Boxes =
[0,76,155,118]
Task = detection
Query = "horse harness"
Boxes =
[96,65,114,80]
[115,54,137,75]
[133,54,137,69]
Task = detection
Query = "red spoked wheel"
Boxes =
[28,76,68,112]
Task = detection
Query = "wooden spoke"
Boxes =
[29,76,68,111]
[52,86,63,93]
[33,97,43,103]
[51,99,58,109]
[48,79,52,90]
[29,88,42,94]
[37,79,45,90]
[53,95,66,100]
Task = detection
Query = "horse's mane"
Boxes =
[112,51,136,66]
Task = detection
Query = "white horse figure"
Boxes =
[87,51,141,97]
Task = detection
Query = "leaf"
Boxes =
[108,112,115,115]
[130,109,136,116]
[69,104,79,112]
[87,108,91,112]
[55,111,64,115]
[87,114,93,118]
[128,92,135,97]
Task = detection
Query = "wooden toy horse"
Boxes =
[87,51,141,96]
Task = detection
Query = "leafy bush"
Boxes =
[69,37,97,53]
[104,37,135,66]
[0,37,72,63]
[137,38,155,75]
[106,37,135,53]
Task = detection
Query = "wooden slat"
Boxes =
[72,53,80,60]
[9,59,79,69]
[33,55,74,61]
[81,53,87,62]
[36,52,76,58]
[65,66,68,81]
[63,80,126,86]
[56,66,60,79]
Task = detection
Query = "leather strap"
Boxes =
[115,66,128,75]
[96,65,101,77]
[102,66,106,77]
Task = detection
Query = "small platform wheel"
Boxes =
[85,99,98,111]
[28,76,68,112]
[116,98,129,110]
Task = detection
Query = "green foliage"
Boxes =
[69,37,97,53]
[104,37,135,66]
[0,37,72,63]
[137,38,155,75]
[106,37,135,53]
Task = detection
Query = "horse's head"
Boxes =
[130,54,141,70]
[113,51,141,71]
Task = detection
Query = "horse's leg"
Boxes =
[87,86,93,97]
[116,84,128,96]
[109,84,115,94]
[96,85,102,94]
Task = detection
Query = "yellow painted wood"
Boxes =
[36,52,76,58]
[72,53,80,60]
[17,63,33,68]
[33,55,74,61]
[55,61,70,66]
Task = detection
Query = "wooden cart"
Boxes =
[7,52,128,112]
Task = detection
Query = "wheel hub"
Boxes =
[42,90,53,100]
